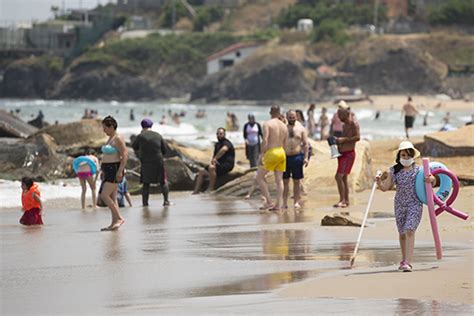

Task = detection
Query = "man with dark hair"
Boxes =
[243,114,263,168]
[283,110,309,210]
[402,96,419,139]
[132,118,172,206]
[193,128,235,194]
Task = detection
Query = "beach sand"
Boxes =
[278,184,474,305]
[292,95,474,112]
[4,115,474,313]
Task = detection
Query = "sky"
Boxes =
[0,0,115,24]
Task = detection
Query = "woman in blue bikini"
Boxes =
[100,116,128,231]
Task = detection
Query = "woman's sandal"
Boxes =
[333,202,347,208]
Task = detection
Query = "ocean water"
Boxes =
[0,179,88,208]
[1,99,472,147]
[0,99,471,208]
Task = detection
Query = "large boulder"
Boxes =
[422,125,474,157]
[215,139,373,197]
[0,133,70,180]
[165,156,196,191]
[38,119,107,154]
[0,109,38,138]
[191,45,317,102]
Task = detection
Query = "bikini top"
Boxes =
[102,137,119,155]
[101,144,118,155]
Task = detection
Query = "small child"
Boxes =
[74,153,100,210]
[376,141,435,272]
[117,175,132,208]
[20,177,44,225]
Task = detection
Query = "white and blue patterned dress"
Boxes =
[390,165,423,234]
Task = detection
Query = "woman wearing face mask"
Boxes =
[375,141,435,272]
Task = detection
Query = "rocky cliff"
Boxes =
[191,45,317,102]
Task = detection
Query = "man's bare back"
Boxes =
[286,121,307,156]
[403,102,418,117]
[263,118,287,151]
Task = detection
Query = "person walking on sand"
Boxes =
[19,177,44,226]
[330,107,344,138]
[318,107,330,140]
[256,105,288,211]
[132,118,172,206]
[376,141,435,272]
[307,104,317,137]
[100,116,128,231]
[243,114,263,168]
[333,103,360,208]
[193,128,235,194]
[73,152,100,210]
[401,96,419,139]
[282,110,309,210]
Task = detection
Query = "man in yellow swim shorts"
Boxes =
[256,105,288,211]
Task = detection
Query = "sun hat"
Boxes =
[337,100,350,110]
[141,118,153,128]
[393,141,420,159]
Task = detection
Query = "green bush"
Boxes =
[80,32,240,78]
[159,1,192,28]
[428,0,474,25]
[194,6,225,31]
[310,19,349,45]
[277,2,386,29]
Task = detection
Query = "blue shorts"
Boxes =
[283,153,304,180]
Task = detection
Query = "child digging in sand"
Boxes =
[375,141,435,272]
[20,177,44,226]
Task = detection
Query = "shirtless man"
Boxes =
[283,110,309,210]
[334,105,360,209]
[401,96,419,139]
[256,105,288,211]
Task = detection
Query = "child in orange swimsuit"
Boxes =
[19,177,44,226]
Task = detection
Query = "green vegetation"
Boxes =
[310,19,349,45]
[194,6,225,31]
[17,55,64,74]
[277,1,386,29]
[428,0,474,25]
[160,1,193,28]
[276,1,386,45]
[79,32,243,77]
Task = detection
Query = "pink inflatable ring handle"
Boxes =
[431,168,469,220]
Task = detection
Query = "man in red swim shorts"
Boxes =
[334,101,360,208]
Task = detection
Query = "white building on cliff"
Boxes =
[206,42,262,75]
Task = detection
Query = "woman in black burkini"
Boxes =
[132,118,172,206]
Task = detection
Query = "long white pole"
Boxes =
[350,170,381,267]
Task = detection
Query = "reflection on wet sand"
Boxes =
[186,270,313,298]
[1,194,472,314]
[104,231,124,262]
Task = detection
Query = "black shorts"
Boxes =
[206,163,233,177]
[405,116,415,128]
[283,153,304,180]
[102,162,121,183]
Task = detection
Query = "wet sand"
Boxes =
[1,185,472,314]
